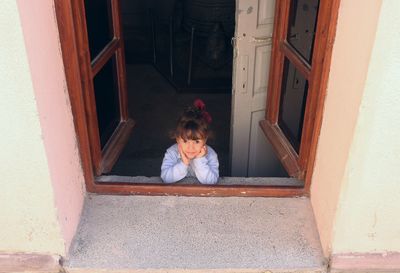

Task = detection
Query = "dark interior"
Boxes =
[83,0,316,182]
[109,0,235,176]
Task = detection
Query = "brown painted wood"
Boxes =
[101,119,135,173]
[111,0,122,39]
[266,0,290,123]
[116,46,129,120]
[54,0,96,191]
[92,181,306,197]
[113,0,130,120]
[263,0,340,189]
[280,41,311,79]
[91,39,120,76]
[260,120,303,179]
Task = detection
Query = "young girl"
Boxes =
[161,99,219,184]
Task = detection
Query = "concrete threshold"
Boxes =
[96,176,304,187]
[65,195,326,273]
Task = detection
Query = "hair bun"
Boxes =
[194,99,206,111]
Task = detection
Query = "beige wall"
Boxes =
[0,0,85,256]
[0,1,64,254]
[332,0,400,254]
[312,0,400,257]
[310,0,382,256]
[16,0,86,254]
[2,0,398,261]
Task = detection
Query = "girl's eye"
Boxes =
[195,140,200,144]
[183,140,187,143]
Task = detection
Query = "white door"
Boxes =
[230,0,285,177]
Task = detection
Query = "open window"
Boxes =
[260,0,339,181]
[55,0,339,196]
[76,0,134,175]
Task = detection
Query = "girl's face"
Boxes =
[177,137,206,159]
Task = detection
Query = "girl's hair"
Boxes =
[172,99,212,141]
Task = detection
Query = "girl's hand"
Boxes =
[196,145,207,158]
[178,144,190,165]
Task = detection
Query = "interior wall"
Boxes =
[16,0,86,254]
[0,1,64,254]
[331,0,400,254]
[310,0,382,256]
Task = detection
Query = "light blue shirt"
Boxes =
[161,144,219,184]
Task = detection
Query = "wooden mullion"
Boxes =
[111,0,122,39]
[91,39,120,77]
[266,0,290,123]
[280,41,311,80]
[112,0,130,120]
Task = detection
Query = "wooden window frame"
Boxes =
[54,0,339,197]
[260,0,340,188]
[66,0,134,177]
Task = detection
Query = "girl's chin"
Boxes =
[185,153,197,159]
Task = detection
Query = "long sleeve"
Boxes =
[161,145,188,183]
[190,146,219,185]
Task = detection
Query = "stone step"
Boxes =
[65,195,326,273]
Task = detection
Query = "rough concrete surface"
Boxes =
[65,195,325,272]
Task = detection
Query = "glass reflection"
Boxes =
[287,0,319,63]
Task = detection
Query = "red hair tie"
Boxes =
[193,99,212,124]
[194,99,206,111]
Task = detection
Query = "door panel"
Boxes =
[253,45,271,95]
[248,110,286,176]
[231,0,285,176]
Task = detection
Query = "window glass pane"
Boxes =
[287,0,319,63]
[84,0,114,60]
[93,55,120,148]
[278,58,308,152]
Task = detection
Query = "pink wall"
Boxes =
[17,0,85,253]
[310,0,382,256]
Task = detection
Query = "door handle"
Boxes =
[251,36,273,45]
